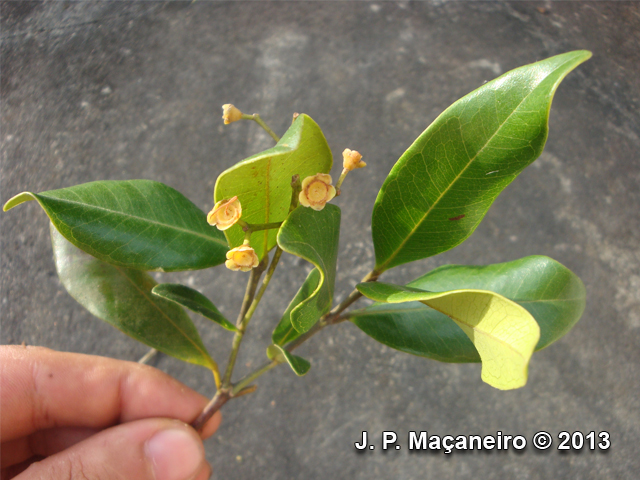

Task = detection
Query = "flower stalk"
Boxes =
[243,113,281,143]
[222,104,280,142]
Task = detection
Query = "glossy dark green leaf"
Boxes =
[350,255,585,361]
[151,283,237,332]
[351,301,480,363]
[272,268,321,346]
[50,224,219,379]
[4,180,228,272]
[215,114,332,260]
[267,344,311,376]
[276,204,340,333]
[356,282,539,389]
[372,51,591,272]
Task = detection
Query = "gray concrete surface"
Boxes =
[2,1,639,479]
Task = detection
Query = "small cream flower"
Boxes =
[225,245,259,272]
[207,196,242,230]
[299,173,336,211]
[222,104,243,124]
[342,148,366,171]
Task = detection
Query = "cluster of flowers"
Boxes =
[208,132,365,272]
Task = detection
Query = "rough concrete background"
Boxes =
[1,1,639,479]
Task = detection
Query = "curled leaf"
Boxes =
[357,282,540,390]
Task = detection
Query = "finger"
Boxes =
[1,345,221,442]
[15,418,209,480]
[2,456,45,479]
[194,463,212,480]
[1,394,219,471]
[2,427,98,467]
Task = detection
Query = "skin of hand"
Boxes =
[1,345,221,480]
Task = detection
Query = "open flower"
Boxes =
[342,148,366,171]
[299,173,336,211]
[222,104,243,124]
[225,245,260,272]
[207,196,242,230]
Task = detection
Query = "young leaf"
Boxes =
[276,205,340,333]
[50,224,219,380]
[272,268,321,346]
[215,114,332,260]
[372,50,591,272]
[267,344,311,376]
[151,283,238,332]
[356,282,540,390]
[4,180,228,272]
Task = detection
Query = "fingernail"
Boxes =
[145,428,204,480]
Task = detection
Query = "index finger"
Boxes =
[0,345,220,442]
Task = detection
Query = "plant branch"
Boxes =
[236,262,265,328]
[221,261,266,389]
[192,269,379,423]
[195,175,317,421]
[246,248,283,323]
[230,269,381,395]
[191,390,230,433]
[231,360,278,395]
[221,247,283,389]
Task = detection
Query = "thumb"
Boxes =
[17,419,210,480]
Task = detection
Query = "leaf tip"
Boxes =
[480,363,529,391]
[576,49,593,61]
[3,192,36,212]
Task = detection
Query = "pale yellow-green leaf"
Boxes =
[356,283,540,390]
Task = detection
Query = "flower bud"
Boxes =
[207,196,242,230]
[222,104,243,124]
[342,148,366,171]
[225,245,259,272]
[299,173,336,211]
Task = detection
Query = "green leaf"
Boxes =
[50,224,219,379]
[356,282,540,390]
[372,50,591,272]
[4,180,228,272]
[267,344,311,376]
[215,114,332,260]
[272,268,321,345]
[151,283,238,332]
[276,204,340,333]
[350,256,584,362]
[351,302,481,363]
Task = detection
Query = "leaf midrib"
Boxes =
[40,194,227,246]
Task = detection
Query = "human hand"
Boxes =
[1,345,221,479]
